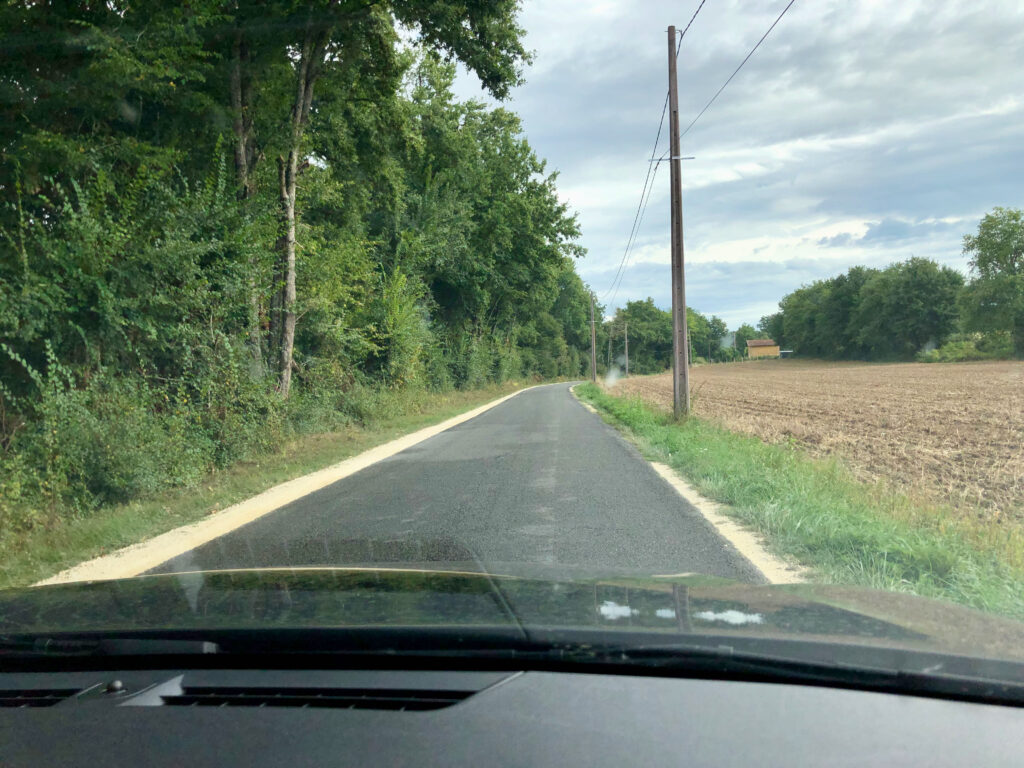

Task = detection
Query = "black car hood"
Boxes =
[4,566,1024,663]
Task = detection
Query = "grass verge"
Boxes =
[1,382,526,590]
[575,382,1024,620]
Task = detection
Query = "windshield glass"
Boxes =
[2,0,1023,684]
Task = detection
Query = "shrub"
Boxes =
[917,332,1013,363]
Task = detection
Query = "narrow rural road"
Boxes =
[150,383,763,582]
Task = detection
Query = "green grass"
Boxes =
[575,382,1024,620]
[0,382,526,590]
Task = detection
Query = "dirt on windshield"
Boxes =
[611,359,1024,518]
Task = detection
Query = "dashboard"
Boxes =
[2,666,1023,766]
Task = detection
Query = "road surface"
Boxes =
[151,383,763,581]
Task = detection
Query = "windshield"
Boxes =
[2,0,1023,688]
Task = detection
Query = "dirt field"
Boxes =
[611,360,1024,517]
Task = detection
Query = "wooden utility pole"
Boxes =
[607,325,613,370]
[624,321,629,376]
[590,296,598,383]
[668,25,691,417]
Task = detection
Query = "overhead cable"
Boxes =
[680,0,797,140]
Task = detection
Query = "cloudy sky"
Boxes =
[453,0,1024,328]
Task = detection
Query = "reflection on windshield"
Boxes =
[5,567,1009,656]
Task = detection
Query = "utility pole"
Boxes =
[624,321,629,376]
[668,25,691,417]
[589,295,597,383]
[607,324,612,370]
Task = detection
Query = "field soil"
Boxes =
[611,360,1024,517]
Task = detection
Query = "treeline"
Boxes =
[758,209,1023,362]
[602,300,752,375]
[0,2,595,526]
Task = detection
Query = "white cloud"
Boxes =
[455,0,1024,328]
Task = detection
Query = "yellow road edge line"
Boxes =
[570,384,807,585]
[34,385,543,587]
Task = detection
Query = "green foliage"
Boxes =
[733,323,764,356]
[959,207,1024,357]
[0,7,591,548]
[775,265,880,358]
[766,258,963,360]
[758,312,784,343]
[852,258,963,359]
[604,299,734,372]
[916,332,1013,363]
[757,211,1022,362]
[612,298,672,374]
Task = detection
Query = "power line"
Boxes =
[607,160,662,308]
[678,0,708,50]
[601,0,711,308]
[680,0,797,140]
[601,93,668,300]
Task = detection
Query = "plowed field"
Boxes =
[611,360,1024,517]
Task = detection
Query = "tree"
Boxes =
[221,0,530,396]
[763,258,964,361]
[734,323,761,356]
[707,315,728,361]
[0,6,601,523]
[616,299,672,374]
[824,266,877,358]
[959,208,1024,357]
[686,308,711,362]
[852,258,963,359]
[758,313,783,347]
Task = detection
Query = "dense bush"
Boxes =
[917,332,1013,363]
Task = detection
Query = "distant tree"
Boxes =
[758,313,784,346]
[852,257,963,359]
[708,315,729,360]
[777,283,830,356]
[686,308,711,362]
[734,323,761,356]
[825,266,877,358]
[617,298,672,373]
[958,207,1024,357]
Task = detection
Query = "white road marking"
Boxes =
[570,385,806,585]
[646,462,807,585]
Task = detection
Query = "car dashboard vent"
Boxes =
[162,686,473,711]
[0,689,80,708]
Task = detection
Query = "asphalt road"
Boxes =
[151,383,763,582]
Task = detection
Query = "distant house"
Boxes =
[746,338,780,358]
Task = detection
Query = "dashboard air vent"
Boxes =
[0,689,80,708]
[162,686,472,711]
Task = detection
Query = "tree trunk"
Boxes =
[277,152,298,397]
[272,24,329,398]
[230,28,264,376]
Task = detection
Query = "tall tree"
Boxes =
[222,0,529,396]
[853,258,963,359]
[734,323,760,356]
[959,207,1024,357]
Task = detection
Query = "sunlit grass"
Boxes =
[575,382,1024,620]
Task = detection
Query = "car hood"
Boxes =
[3,566,1024,662]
